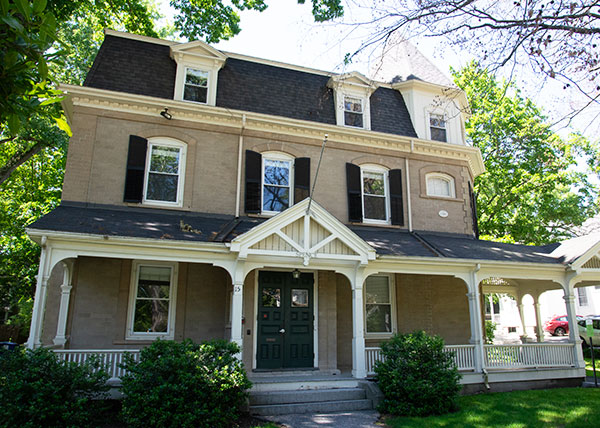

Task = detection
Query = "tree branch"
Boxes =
[0,139,48,185]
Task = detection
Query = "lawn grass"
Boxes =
[384,388,600,428]
[585,356,599,377]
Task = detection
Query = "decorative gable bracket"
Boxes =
[230,198,376,266]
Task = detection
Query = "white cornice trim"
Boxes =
[60,84,486,177]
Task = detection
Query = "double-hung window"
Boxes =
[143,139,186,207]
[183,68,209,103]
[344,96,364,128]
[429,113,447,142]
[262,153,293,214]
[127,262,178,340]
[365,275,394,335]
[361,166,389,224]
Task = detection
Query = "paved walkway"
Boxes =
[263,411,381,427]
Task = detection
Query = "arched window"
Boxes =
[143,137,187,207]
[426,173,455,198]
[262,152,294,214]
[361,164,390,224]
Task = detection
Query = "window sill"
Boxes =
[124,335,174,342]
[419,194,463,203]
[125,202,190,211]
[349,222,403,229]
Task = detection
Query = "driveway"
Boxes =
[264,411,381,427]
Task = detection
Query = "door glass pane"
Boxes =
[262,288,281,307]
[366,304,391,333]
[291,289,309,307]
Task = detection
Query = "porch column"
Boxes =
[563,289,585,368]
[517,295,529,342]
[230,261,245,357]
[533,295,544,343]
[466,267,485,372]
[26,239,50,349]
[351,268,366,379]
[53,260,74,347]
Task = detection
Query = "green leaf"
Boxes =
[33,0,47,14]
[1,15,24,32]
[54,116,72,137]
[7,115,22,135]
[0,0,9,15]
[37,58,48,79]
[14,0,30,21]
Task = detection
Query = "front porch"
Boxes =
[26,200,600,393]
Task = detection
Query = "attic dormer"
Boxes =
[170,40,227,106]
[392,78,469,145]
[327,72,378,130]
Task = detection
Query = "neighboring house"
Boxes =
[25,30,600,398]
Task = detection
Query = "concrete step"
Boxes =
[249,387,366,406]
[250,398,373,416]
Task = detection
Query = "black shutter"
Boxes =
[469,182,479,238]
[245,150,262,213]
[389,169,404,226]
[346,163,362,222]
[123,135,148,202]
[294,157,311,203]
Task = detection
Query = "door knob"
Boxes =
[279,328,285,334]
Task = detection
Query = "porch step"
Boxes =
[249,387,373,416]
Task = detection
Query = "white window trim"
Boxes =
[181,67,209,104]
[427,111,448,143]
[334,90,371,130]
[126,260,179,341]
[173,61,220,106]
[425,172,456,199]
[360,164,390,225]
[142,137,187,208]
[364,274,396,338]
[261,152,294,216]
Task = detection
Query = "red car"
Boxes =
[544,315,583,336]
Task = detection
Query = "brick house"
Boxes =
[25,30,600,407]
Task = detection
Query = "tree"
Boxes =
[453,63,599,245]
[339,1,599,125]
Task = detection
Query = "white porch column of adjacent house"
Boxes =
[26,238,50,349]
[563,288,585,368]
[53,260,74,347]
[533,295,544,343]
[351,267,367,379]
[230,261,245,358]
[466,266,485,372]
[517,294,529,341]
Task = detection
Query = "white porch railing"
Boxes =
[366,345,476,375]
[54,349,140,380]
[366,343,574,375]
[484,343,574,369]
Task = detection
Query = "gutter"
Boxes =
[235,114,246,217]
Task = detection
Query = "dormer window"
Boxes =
[344,96,364,128]
[183,68,209,103]
[429,113,447,142]
[328,72,376,130]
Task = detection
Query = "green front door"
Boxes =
[257,271,314,369]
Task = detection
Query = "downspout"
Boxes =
[405,157,413,232]
[235,114,246,218]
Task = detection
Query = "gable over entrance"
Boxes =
[230,198,376,265]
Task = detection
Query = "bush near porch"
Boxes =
[0,347,110,428]
[119,339,252,428]
[375,331,461,417]
[384,388,600,427]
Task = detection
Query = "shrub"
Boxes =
[120,339,252,428]
[374,331,462,416]
[485,320,497,344]
[0,347,110,428]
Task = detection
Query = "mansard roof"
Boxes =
[83,32,418,138]
[27,202,593,266]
